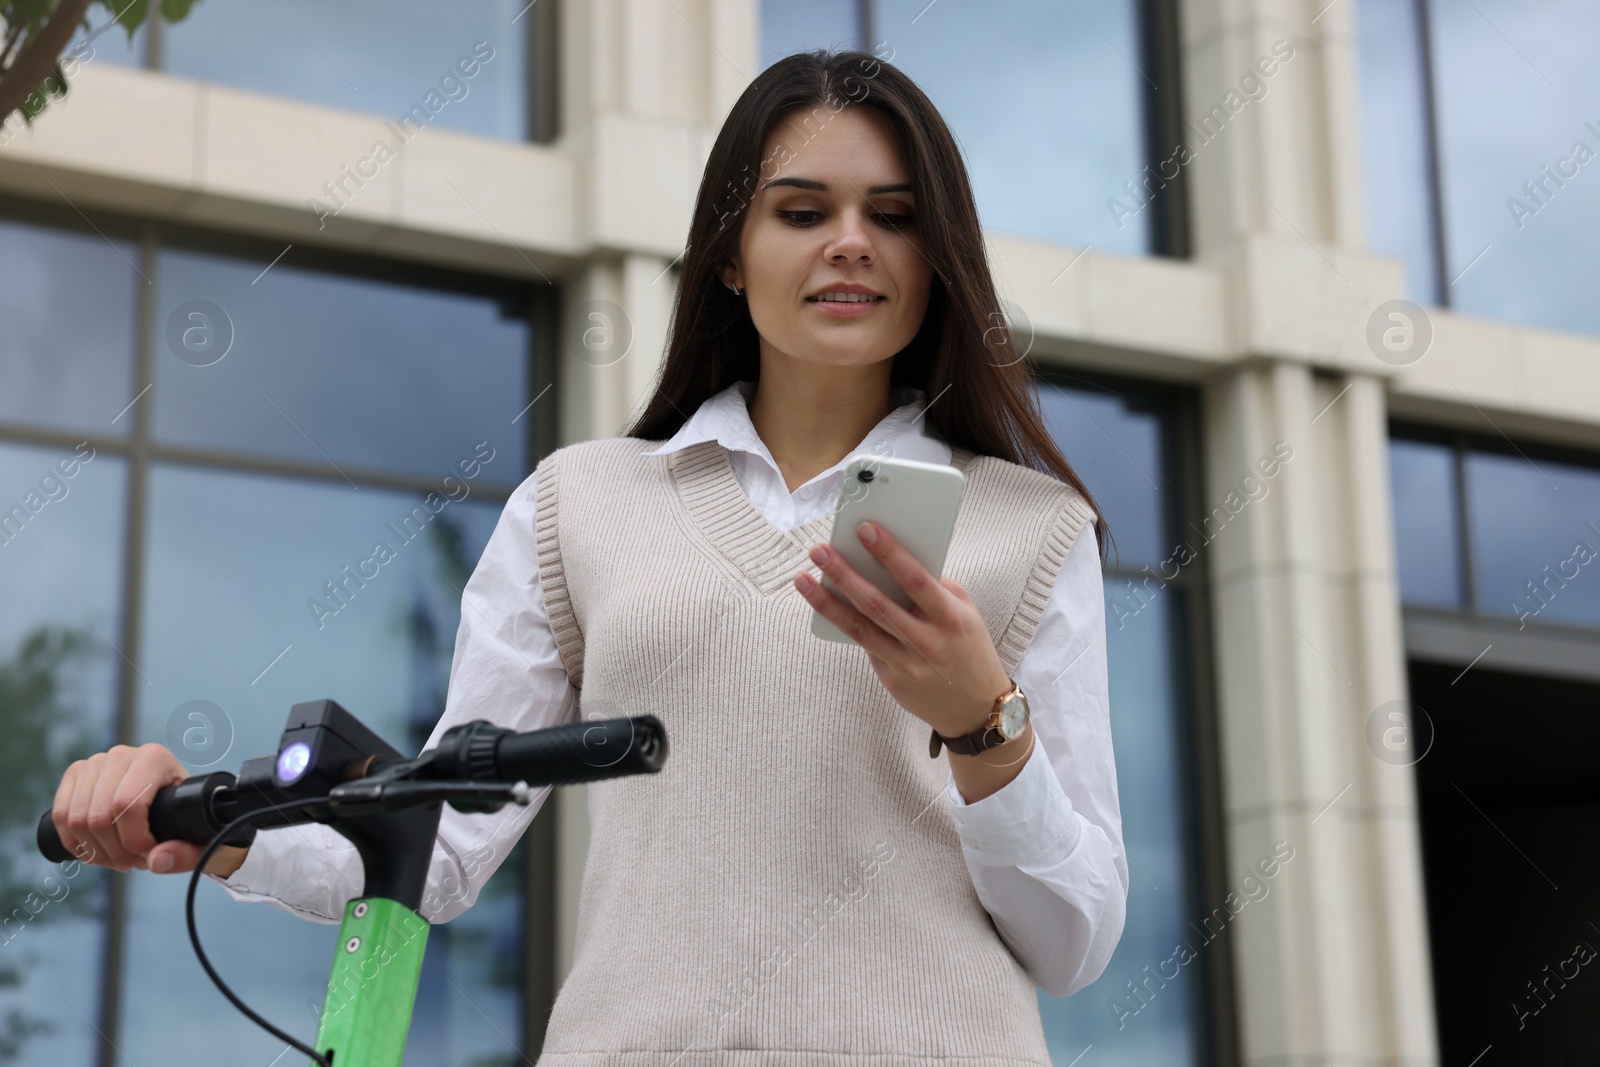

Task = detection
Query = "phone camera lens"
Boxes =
[857,469,875,483]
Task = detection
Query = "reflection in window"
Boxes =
[758,0,1151,254]
[152,246,529,482]
[1354,0,1443,303]
[1467,450,1600,629]
[1389,431,1600,631]
[1038,383,1167,570]
[117,465,520,1067]
[1388,437,1462,608]
[161,0,530,140]
[1425,0,1600,335]
[1050,586,1201,1067]
[3,211,543,1065]
[0,441,126,1067]
[0,218,138,435]
[1037,381,1203,1066]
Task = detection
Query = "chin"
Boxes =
[793,343,898,368]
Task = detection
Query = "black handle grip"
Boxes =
[495,715,668,786]
[37,812,74,864]
[36,777,234,864]
[147,780,185,843]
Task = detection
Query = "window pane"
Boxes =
[151,246,530,483]
[760,0,861,68]
[1038,382,1166,569]
[0,440,126,1067]
[1466,450,1600,628]
[1427,0,1600,335]
[872,0,1149,253]
[0,218,138,435]
[1388,437,1463,608]
[117,465,523,1067]
[1038,386,1204,1062]
[162,0,529,140]
[1355,0,1442,303]
[1042,585,1200,1066]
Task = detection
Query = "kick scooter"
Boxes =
[38,698,668,1066]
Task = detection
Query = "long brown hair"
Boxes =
[624,48,1106,550]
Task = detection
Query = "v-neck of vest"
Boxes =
[664,439,980,596]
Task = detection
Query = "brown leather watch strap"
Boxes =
[929,723,1006,758]
[928,678,1020,758]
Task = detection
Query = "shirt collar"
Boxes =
[640,380,949,472]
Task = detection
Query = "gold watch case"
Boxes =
[928,678,1029,757]
[994,682,1030,740]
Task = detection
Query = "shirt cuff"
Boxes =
[203,833,266,893]
[945,736,1083,868]
[202,830,347,924]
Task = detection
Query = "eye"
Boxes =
[775,210,917,229]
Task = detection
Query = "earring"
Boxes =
[730,281,742,297]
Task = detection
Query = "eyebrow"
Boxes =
[760,177,914,195]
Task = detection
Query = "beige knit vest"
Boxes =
[530,435,1096,1066]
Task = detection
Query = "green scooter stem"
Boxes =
[312,897,430,1066]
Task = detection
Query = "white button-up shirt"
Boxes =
[210,380,1128,999]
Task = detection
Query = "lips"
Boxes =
[806,292,886,303]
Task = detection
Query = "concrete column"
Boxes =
[1179,0,1438,1063]
[1202,362,1434,1065]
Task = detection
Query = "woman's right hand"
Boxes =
[50,742,250,878]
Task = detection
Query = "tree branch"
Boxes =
[0,0,96,123]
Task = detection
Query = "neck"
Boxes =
[747,354,896,493]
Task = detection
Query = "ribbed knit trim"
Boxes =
[992,485,1098,676]
[533,439,1045,686]
[668,442,983,597]
[533,446,587,688]
[668,440,833,596]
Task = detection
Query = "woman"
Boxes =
[52,49,1126,1063]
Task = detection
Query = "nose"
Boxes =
[823,207,875,265]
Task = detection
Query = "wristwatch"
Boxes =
[929,678,1030,758]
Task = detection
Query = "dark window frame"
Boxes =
[1390,421,1600,628]
[0,195,559,1067]
[1036,365,1236,1067]
[1390,421,1600,688]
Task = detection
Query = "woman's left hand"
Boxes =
[796,520,1012,738]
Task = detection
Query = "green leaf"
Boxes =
[84,0,149,43]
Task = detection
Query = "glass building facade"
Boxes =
[1361,4,1600,1061]
[1357,0,1600,335]
[0,208,548,1066]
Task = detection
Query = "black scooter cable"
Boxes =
[185,798,335,1067]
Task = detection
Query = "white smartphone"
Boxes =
[810,454,966,643]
